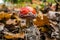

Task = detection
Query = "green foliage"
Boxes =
[3,0,32,4]
[46,0,55,3]
[3,0,10,2]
